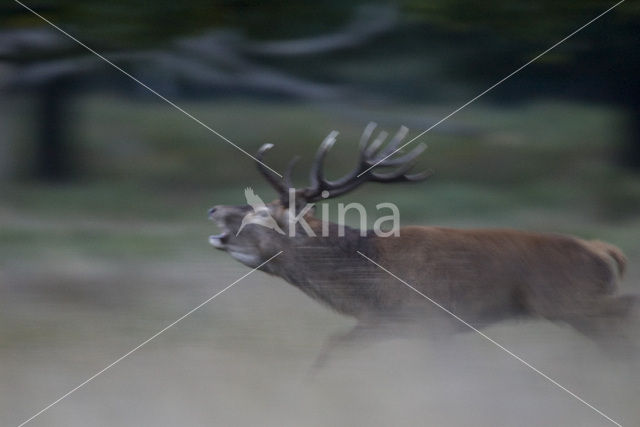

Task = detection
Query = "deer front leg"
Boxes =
[309,321,380,374]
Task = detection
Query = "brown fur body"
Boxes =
[275,219,632,328]
[372,226,629,325]
[211,204,634,336]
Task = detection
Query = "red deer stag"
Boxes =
[208,123,637,360]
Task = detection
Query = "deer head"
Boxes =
[208,122,430,268]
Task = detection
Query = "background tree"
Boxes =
[2,0,639,179]
[0,0,368,181]
[403,0,640,168]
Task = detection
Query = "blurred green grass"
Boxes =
[71,95,627,188]
[2,95,640,263]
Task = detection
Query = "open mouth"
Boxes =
[208,231,230,249]
[209,218,231,249]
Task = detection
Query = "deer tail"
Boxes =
[590,240,627,279]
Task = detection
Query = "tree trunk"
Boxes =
[620,101,640,171]
[35,77,74,181]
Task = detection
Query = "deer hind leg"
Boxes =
[564,294,639,356]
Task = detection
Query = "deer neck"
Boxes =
[272,218,380,317]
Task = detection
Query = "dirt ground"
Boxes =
[2,249,639,427]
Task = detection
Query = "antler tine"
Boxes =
[358,122,378,158]
[371,155,424,182]
[364,130,388,158]
[374,142,427,167]
[256,143,287,198]
[284,155,300,191]
[306,130,338,198]
[370,144,431,182]
[375,125,409,160]
[404,169,435,181]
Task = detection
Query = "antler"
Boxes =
[301,123,431,202]
[255,122,431,206]
[256,143,289,202]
